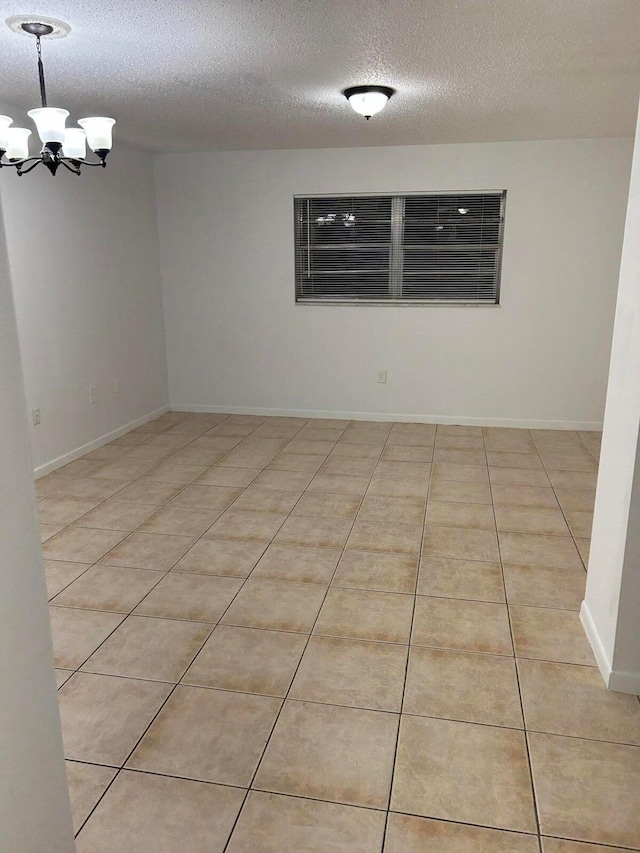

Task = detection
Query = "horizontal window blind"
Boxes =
[294,191,506,304]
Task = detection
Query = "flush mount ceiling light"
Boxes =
[0,15,115,176]
[343,85,395,120]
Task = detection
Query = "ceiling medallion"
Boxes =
[0,16,115,176]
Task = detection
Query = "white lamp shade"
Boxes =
[0,115,13,151]
[27,107,69,144]
[78,117,115,151]
[6,128,31,160]
[347,91,390,118]
[62,128,87,160]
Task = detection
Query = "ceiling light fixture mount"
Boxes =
[343,85,395,120]
[0,16,115,176]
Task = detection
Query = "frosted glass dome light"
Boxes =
[28,107,69,144]
[343,85,395,120]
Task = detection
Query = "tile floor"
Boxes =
[37,412,640,851]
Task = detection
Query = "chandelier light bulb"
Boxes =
[343,85,395,120]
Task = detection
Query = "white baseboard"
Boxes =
[170,403,602,432]
[580,600,640,695]
[34,404,170,479]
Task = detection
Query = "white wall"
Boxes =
[155,138,632,428]
[0,116,169,475]
[0,192,74,852]
[582,98,640,694]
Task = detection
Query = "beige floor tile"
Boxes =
[489,466,551,487]
[487,451,543,469]
[404,646,522,727]
[255,469,315,489]
[252,543,340,584]
[43,527,127,564]
[529,732,640,848]
[204,510,287,542]
[412,596,513,655]
[433,448,486,467]
[196,466,260,487]
[320,455,378,477]
[227,791,385,853]
[143,462,209,484]
[49,476,132,502]
[76,770,244,853]
[172,537,266,577]
[422,525,500,562]
[221,578,326,632]
[314,587,414,644]
[554,488,596,512]
[65,760,117,833]
[73,501,160,531]
[347,519,423,554]
[56,669,74,688]
[183,625,306,696]
[575,537,590,566]
[541,839,635,852]
[491,483,559,508]
[417,556,504,602]
[503,563,585,610]
[380,445,432,462]
[254,699,398,808]
[564,510,593,538]
[358,494,426,525]
[292,492,361,520]
[82,615,211,681]
[52,565,164,612]
[367,475,430,499]
[435,433,485,450]
[375,460,432,480]
[41,522,66,541]
[307,473,370,497]
[431,462,490,483]
[127,685,281,786]
[290,636,407,711]
[333,550,418,594]
[437,425,483,437]
[495,505,570,536]
[137,505,221,537]
[284,438,335,456]
[44,560,91,599]
[510,605,595,665]
[387,426,436,447]
[384,813,539,852]
[133,573,243,622]
[546,470,598,490]
[538,451,597,473]
[167,446,225,466]
[38,496,101,525]
[498,532,583,570]
[429,479,492,504]
[88,459,156,482]
[483,428,536,454]
[49,606,125,669]
[274,515,353,549]
[391,715,536,832]
[59,672,171,765]
[518,659,640,744]
[99,532,197,570]
[426,500,495,530]
[230,487,301,514]
[217,441,286,469]
[113,479,185,505]
[269,451,330,472]
[168,483,242,509]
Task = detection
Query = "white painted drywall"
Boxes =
[0,107,169,474]
[582,98,640,694]
[155,138,632,428]
[0,192,75,851]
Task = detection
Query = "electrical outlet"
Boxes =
[377,370,388,384]
[32,407,41,426]
[89,386,97,404]
[114,379,119,394]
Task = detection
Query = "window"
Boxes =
[294,191,506,304]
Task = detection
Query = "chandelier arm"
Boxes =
[59,159,81,175]
[16,159,42,176]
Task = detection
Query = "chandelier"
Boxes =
[0,16,115,176]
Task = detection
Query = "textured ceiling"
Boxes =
[0,0,638,151]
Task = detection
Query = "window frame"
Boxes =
[294,190,507,306]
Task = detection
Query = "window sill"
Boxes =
[295,298,500,307]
